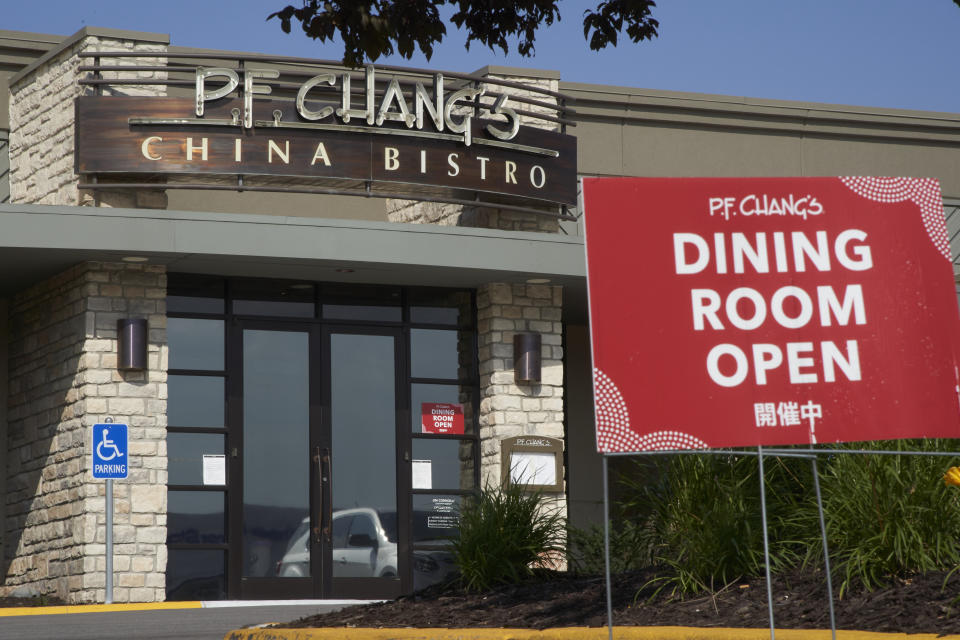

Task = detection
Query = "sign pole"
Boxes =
[809,451,837,640]
[105,477,113,604]
[757,445,776,640]
[602,454,614,640]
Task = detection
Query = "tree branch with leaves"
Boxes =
[269,0,659,67]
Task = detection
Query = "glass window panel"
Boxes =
[409,306,460,325]
[233,299,314,317]
[331,333,398,580]
[276,517,311,578]
[320,282,402,305]
[408,290,472,327]
[166,549,226,601]
[411,383,475,434]
[332,515,352,548]
[168,318,224,371]
[168,375,224,428]
[167,433,225,486]
[242,330,311,578]
[411,329,461,379]
[412,547,457,592]
[331,334,397,518]
[167,296,225,314]
[232,280,315,317]
[167,491,225,544]
[412,439,475,490]
[347,512,377,547]
[322,304,402,322]
[412,494,461,543]
[167,274,225,314]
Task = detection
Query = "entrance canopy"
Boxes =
[0,202,589,319]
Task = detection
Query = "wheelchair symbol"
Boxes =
[97,428,124,461]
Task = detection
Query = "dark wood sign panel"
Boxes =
[75,97,577,206]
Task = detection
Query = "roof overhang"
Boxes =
[0,204,589,320]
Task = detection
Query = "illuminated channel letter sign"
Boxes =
[583,177,960,452]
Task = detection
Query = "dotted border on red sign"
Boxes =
[593,367,709,452]
[840,177,949,260]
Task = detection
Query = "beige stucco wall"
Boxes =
[567,83,960,200]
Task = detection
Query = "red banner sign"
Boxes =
[583,177,960,452]
[421,402,465,434]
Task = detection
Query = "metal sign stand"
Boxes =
[598,446,862,640]
[757,446,837,640]
[599,446,960,640]
[809,447,837,640]
[757,446,776,640]
[602,455,614,640]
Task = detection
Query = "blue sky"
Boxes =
[6,1,958,113]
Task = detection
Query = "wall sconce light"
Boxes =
[117,318,148,371]
[514,332,541,384]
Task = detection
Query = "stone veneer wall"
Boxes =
[8,30,167,208]
[476,283,565,512]
[2,262,167,603]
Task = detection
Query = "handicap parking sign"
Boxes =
[92,423,128,479]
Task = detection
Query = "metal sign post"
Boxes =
[757,446,776,640]
[92,420,128,605]
[602,455,614,640]
[105,477,113,604]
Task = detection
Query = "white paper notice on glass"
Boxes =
[202,454,226,486]
[412,459,432,490]
[510,452,556,486]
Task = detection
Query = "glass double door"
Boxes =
[229,322,405,599]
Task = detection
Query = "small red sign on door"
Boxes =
[421,402,465,434]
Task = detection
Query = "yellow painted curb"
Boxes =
[0,601,203,617]
[223,628,960,640]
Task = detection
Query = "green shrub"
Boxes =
[567,518,651,576]
[618,452,810,597]
[610,440,960,599]
[805,439,960,596]
[450,482,566,592]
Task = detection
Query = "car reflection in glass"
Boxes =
[275,508,397,578]
[275,508,457,589]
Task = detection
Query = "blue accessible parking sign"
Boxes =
[92,423,128,479]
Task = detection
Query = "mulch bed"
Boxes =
[284,569,960,634]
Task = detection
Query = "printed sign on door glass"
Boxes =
[421,402,465,434]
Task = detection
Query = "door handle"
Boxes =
[321,448,332,542]
[313,446,332,544]
[313,447,327,544]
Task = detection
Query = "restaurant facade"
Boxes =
[1,26,959,604]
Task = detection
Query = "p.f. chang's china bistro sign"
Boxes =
[74,65,577,206]
[584,177,960,453]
